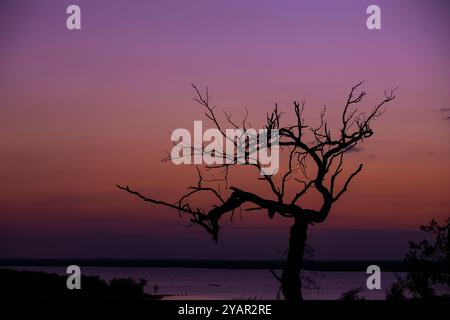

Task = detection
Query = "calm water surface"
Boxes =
[8,266,404,300]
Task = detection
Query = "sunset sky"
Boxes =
[1,0,449,260]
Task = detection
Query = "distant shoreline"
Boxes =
[0,259,407,272]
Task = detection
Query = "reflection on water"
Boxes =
[8,266,404,300]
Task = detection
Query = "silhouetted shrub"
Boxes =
[0,268,156,300]
[386,218,450,300]
[339,287,365,300]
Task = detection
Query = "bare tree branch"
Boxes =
[118,82,396,236]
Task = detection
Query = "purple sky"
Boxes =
[0,0,449,260]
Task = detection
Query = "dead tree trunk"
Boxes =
[281,217,309,301]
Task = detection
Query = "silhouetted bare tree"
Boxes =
[118,82,396,301]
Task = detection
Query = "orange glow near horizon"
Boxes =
[0,0,449,259]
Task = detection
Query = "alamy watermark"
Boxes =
[170,121,280,175]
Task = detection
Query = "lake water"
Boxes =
[6,266,403,300]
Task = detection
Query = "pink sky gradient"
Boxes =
[0,0,449,259]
